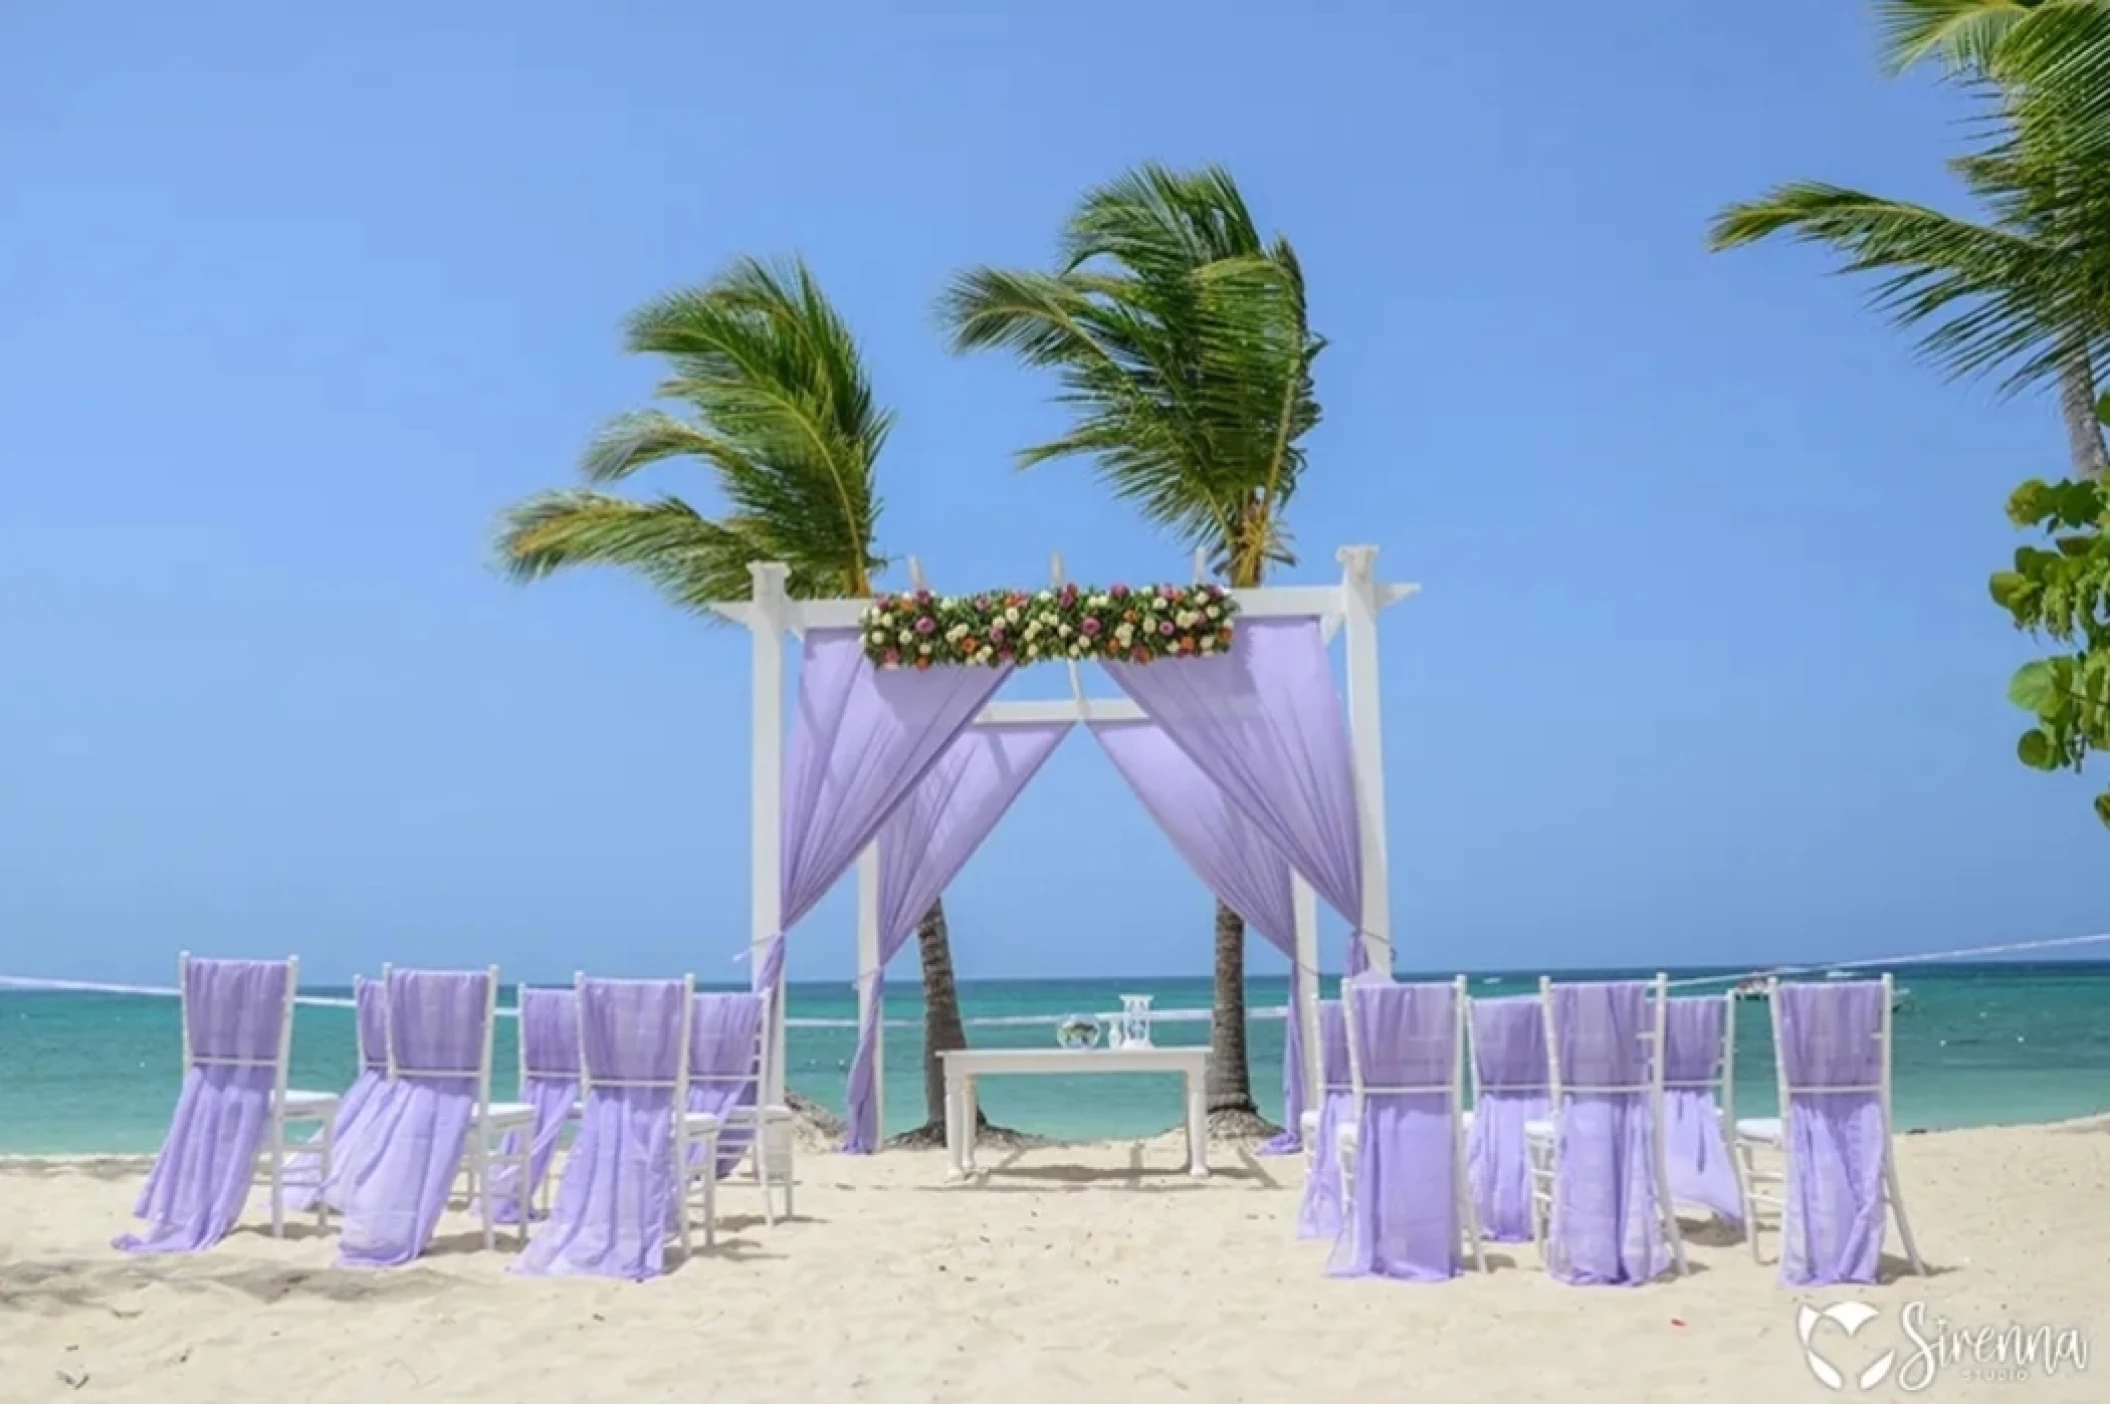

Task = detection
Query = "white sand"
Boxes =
[1,1122,2105,1403]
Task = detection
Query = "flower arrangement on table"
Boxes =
[861,582,1238,670]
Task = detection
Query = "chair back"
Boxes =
[178,953,298,1116]
[352,974,388,1072]
[1538,975,1668,1101]
[383,965,498,1117]
[517,985,582,1083]
[688,990,768,1094]
[1342,976,1467,1111]
[1769,976,1891,1099]
[1466,994,1550,1101]
[1315,1000,1350,1094]
[1664,993,1735,1123]
[574,973,696,1099]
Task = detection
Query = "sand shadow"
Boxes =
[0,1257,462,1314]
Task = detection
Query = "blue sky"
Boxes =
[3,1,2105,987]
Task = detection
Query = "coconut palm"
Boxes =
[938,163,1324,1127]
[496,254,978,1140]
[1711,0,2110,478]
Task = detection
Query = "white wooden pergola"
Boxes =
[712,544,1417,1132]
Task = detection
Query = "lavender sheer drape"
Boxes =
[1092,718,1307,1154]
[1662,996,1741,1226]
[844,722,1070,1152]
[753,628,1012,995]
[1295,1002,1352,1239]
[1102,617,1371,977]
[1328,981,1463,1282]
[1777,981,1890,1286]
[287,974,389,1214]
[1466,996,1550,1243]
[518,979,692,1281]
[688,992,766,1180]
[336,969,489,1269]
[1547,982,1672,1285]
[486,987,581,1224]
[116,958,290,1254]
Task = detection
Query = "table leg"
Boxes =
[1186,1071,1210,1178]
[963,1075,980,1174]
[944,1065,965,1180]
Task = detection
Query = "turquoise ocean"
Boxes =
[4,963,2108,1154]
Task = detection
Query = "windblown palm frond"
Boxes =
[494,255,889,610]
[939,162,1322,588]
[1709,181,2089,388]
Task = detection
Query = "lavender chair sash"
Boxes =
[1465,995,1550,1243]
[1326,981,1464,1283]
[1777,981,1890,1287]
[1662,996,1742,1225]
[335,969,490,1269]
[1547,981,1673,1286]
[517,978,692,1281]
[487,987,581,1225]
[1295,1001,1352,1240]
[116,958,291,1254]
[288,975,390,1214]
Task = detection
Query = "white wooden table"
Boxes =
[940,1046,1212,1180]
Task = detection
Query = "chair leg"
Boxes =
[1651,1120,1689,1278]
[477,1139,495,1252]
[270,1120,286,1239]
[703,1138,719,1249]
[1456,1125,1486,1274]
[1732,1139,1764,1263]
[314,1122,333,1231]
[675,1132,694,1262]
[1882,1144,1926,1276]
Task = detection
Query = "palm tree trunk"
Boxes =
[2058,345,2107,480]
[916,896,984,1129]
[1207,899,1259,1115]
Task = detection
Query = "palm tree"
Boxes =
[1711,0,2110,478]
[938,164,1324,1129]
[496,255,979,1141]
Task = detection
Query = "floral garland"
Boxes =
[861,582,1237,669]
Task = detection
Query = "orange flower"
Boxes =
[915,657,932,671]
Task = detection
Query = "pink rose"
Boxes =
[1158,621,1174,635]
[915,616,936,635]
[1081,617,1102,636]
[1110,583,1130,598]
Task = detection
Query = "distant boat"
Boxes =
[1824,969,1854,980]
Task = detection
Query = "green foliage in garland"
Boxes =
[1991,397,2110,829]
[860,581,1237,669]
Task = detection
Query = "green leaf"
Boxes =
[2096,791,2110,829]
[2009,659,2058,712]
[1989,569,2039,613]
[2007,479,2057,528]
[2017,728,2058,769]
[2097,391,2110,428]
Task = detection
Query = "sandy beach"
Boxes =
[1,1121,2104,1403]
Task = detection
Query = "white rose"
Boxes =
[1089,594,1109,608]
[1206,605,1222,620]
[1068,644,1082,658]
[1114,623,1134,643]
[1198,636,1216,652]
[897,629,912,645]
[1058,623,1073,637]
[1004,606,1020,624]
[868,630,885,644]
[879,612,894,626]
[1036,589,1054,602]
[919,643,933,656]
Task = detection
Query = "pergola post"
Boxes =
[1292,873,1322,1121]
[748,561,790,1107]
[855,840,883,1139]
[1337,546,1394,975]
